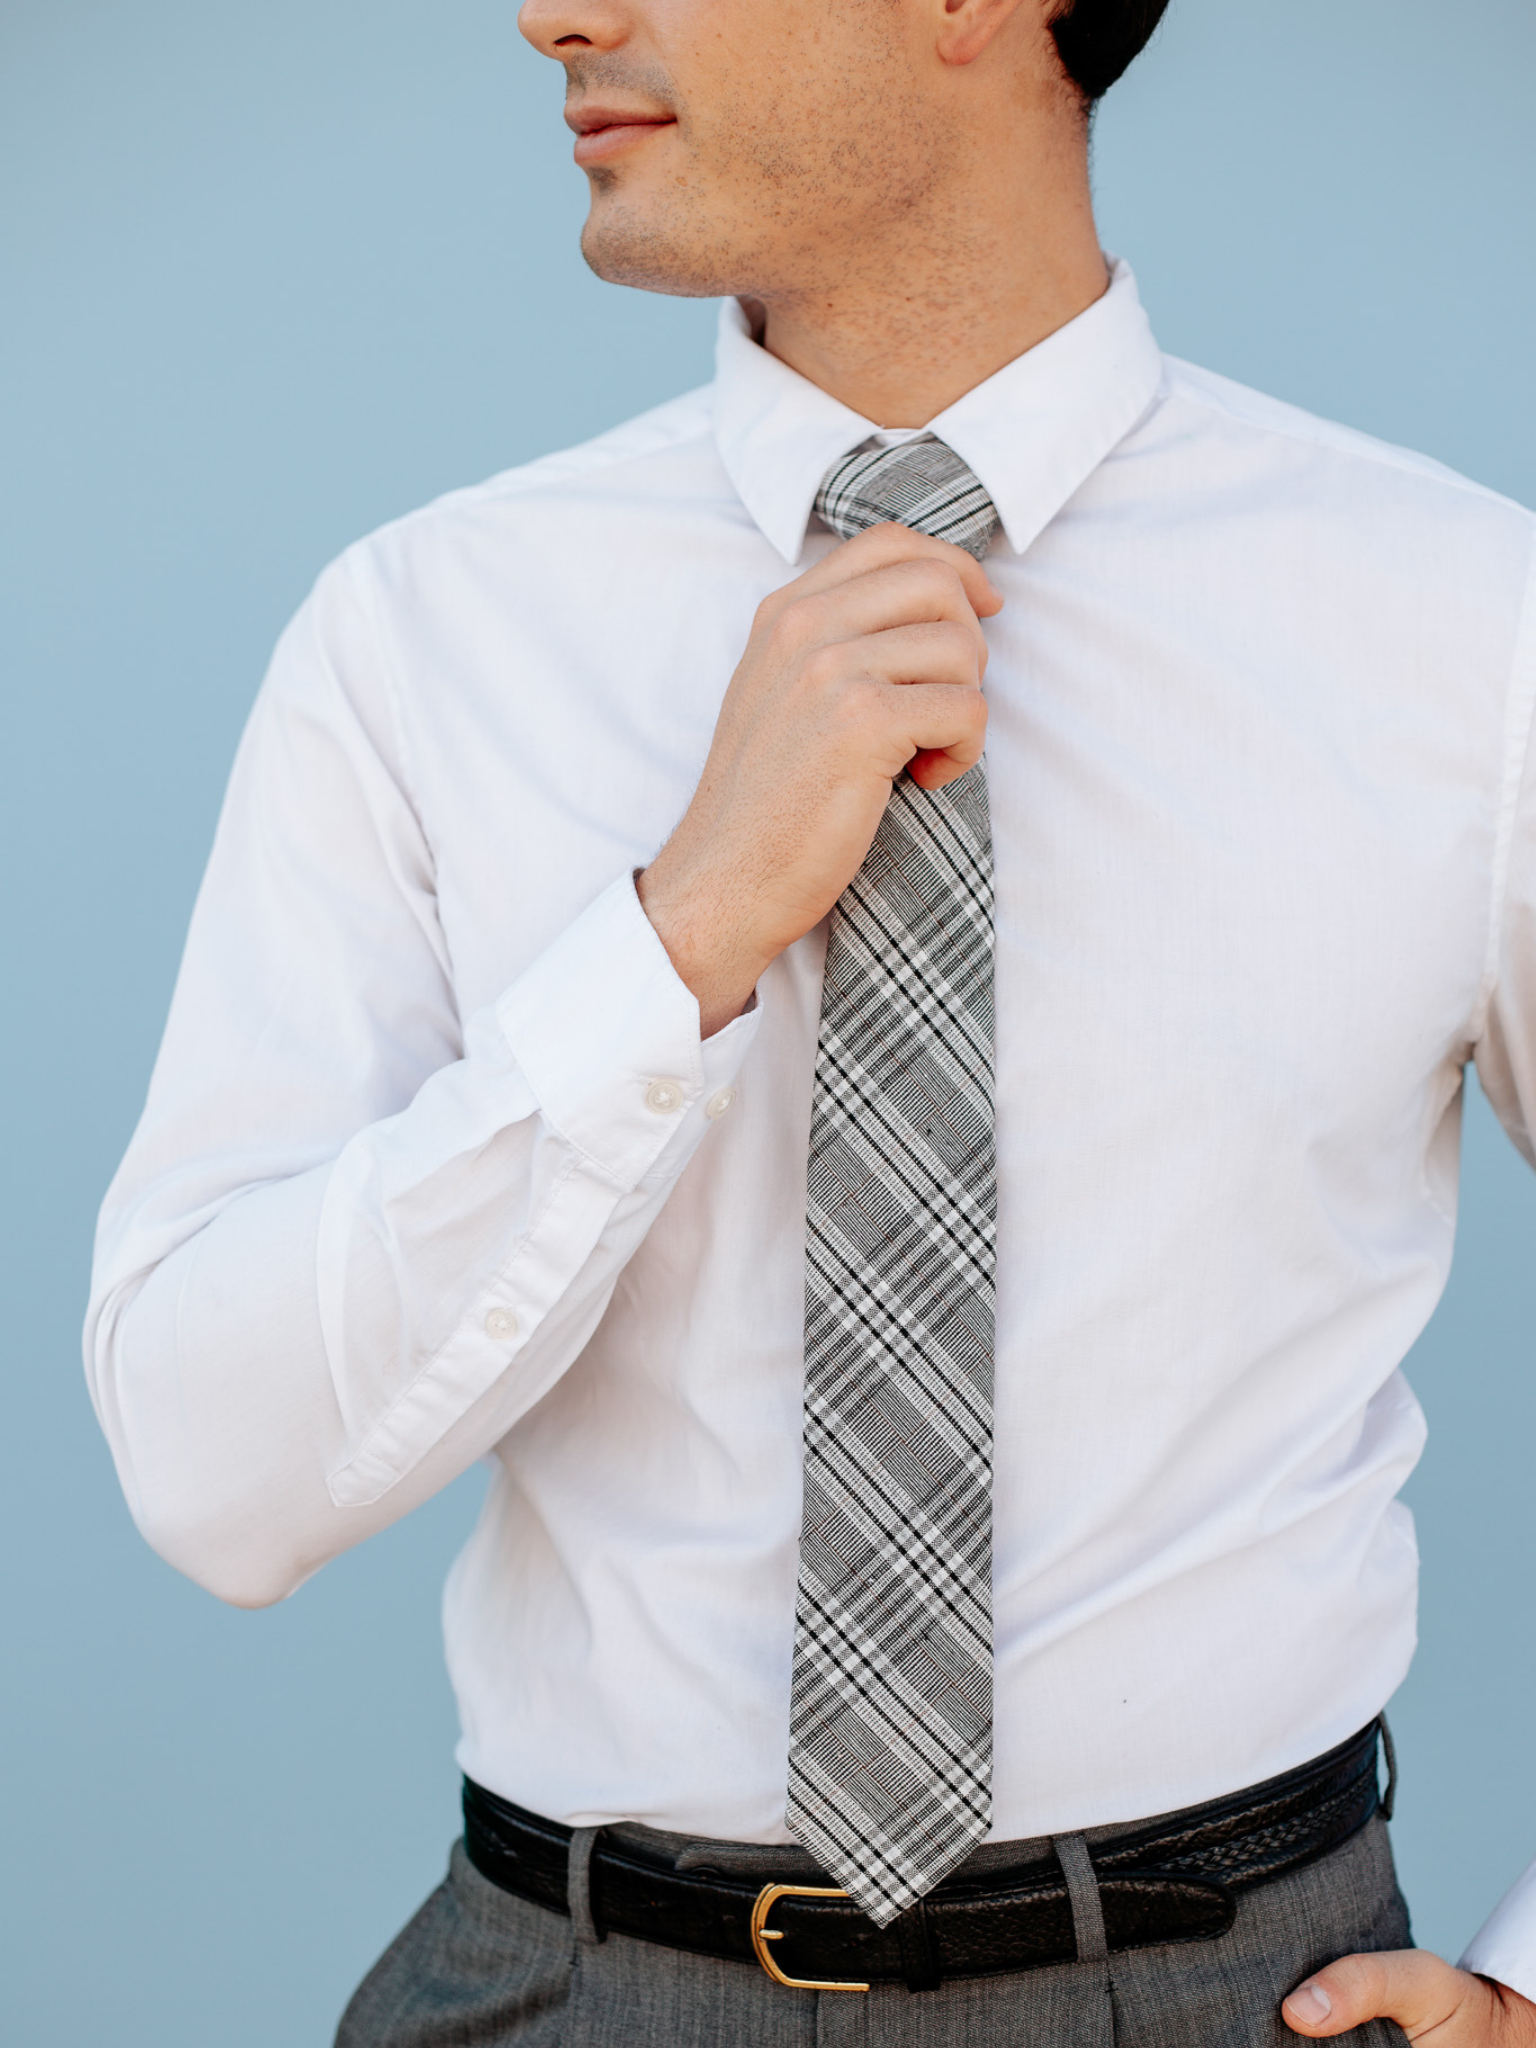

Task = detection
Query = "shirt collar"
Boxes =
[711,256,1166,565]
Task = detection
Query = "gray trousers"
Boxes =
[337,1813,1411,2048]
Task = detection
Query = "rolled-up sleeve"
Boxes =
[84,557,757,1606]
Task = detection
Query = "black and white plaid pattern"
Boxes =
[788,437,999,1927]
[814,433,999,562]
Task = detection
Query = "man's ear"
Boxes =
[935,0,1044,68]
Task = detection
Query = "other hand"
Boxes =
[637,521,1002,1034]
[1283,1951,1536,2045]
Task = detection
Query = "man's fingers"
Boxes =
[791,520,1003,618]
[908,746,979,789]
[1282,1950,1476,2040]
[847,621,985,691]
[883,678,988,776]
[788,559,992,669]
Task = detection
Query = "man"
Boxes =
[85,0,1536,2040]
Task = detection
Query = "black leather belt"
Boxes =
[464,1719,1389,1994]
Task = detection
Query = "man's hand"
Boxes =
[637,521,1002,1034]
[1283,1952,1536,2045]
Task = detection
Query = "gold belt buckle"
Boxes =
[749,1883,870,1992]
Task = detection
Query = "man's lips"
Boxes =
[567,106,676,168]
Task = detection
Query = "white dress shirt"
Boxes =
[87,260,1536,1992]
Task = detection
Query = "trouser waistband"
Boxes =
[462,1718,1394,1994]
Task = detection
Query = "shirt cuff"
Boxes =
[496,871,759,1188]
[325,874,760,1508]
[1461,1860,1536,2006]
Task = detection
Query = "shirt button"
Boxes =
[645,1078,685,1114]
[705,1087,736,1120]
[484,1308,519,1341]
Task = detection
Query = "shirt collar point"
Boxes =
[714,260,1165,565]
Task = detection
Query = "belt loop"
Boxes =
[1053,1833,1108,1964]
[896,1897,943,1993]
[1378,1715,1398,1824]
[568,1826,605,1946]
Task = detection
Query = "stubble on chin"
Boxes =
[566,19,934,307]
[561,50,736,299]
[579,178,744,300]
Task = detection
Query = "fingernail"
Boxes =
[1287,1982,1332,2024]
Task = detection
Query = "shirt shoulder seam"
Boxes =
[356,384,719,549]
[1161,357,1534,517]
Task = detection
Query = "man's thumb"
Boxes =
[1282,1949,1460,2038]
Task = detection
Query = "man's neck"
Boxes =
[750,134,1108,427]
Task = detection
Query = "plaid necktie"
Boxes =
[787,436,999,1927]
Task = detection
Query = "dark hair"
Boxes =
[1050,0,1170,100]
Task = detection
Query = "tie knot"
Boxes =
[815,434,1000,561]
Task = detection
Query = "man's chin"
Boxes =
[579,208,738,301]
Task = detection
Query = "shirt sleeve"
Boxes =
[1463,1864,1536,2005]
[1473,538,1536,1170]
[1460,538,1536,2001]
[84,554,758,1607]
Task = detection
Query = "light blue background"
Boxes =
[2,2,1533,2040]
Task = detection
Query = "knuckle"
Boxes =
[770,607,830,670]
[799,640,845,690]
[1320,1952,1386,2010]
[931,622,982,674]
[836,676,887,732]
[902,558,962,607]
[772,595,816,644]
